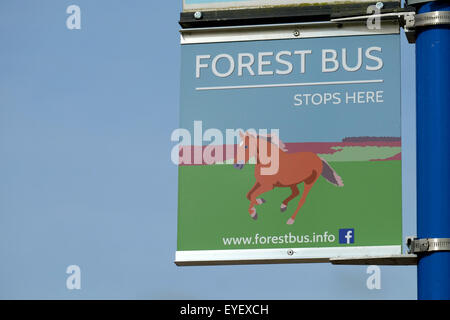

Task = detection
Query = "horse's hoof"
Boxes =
[257,198,266,205]
[250,208,257,220]
[280,204,287,212]
[286,218,295,225]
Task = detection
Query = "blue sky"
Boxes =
[0,1,416,299]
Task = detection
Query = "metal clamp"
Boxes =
[403,11,450,43]
[415,11,450,28]
[407,237,450,254]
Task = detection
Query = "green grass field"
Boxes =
[177,161,402,251]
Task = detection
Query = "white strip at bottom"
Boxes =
[175,245,402,266]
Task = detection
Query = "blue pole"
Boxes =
[416,1,450,300]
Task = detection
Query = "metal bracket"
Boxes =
[401,11,416,44]
[330,254,417,266]
[334,10,450,45]
[330,11,415,24]
[331,11,416,43]
[407,0,437,5]
[179,2,403,29]
[406,237,450,254]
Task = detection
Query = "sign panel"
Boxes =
[183,0,382,11]
[175,26,402,265]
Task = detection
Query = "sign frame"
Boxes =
[176,21,403,266]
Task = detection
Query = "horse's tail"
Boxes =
[320,157,344,187]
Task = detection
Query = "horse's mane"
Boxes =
[257,134,288,152]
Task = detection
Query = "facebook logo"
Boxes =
[339,228,355,244]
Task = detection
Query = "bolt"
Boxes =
[293,29,300,37]
[194,11,202,20]
[376,2,384,10]
[287,249,294,256]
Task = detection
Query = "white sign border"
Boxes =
[180,21,400,45]
[175,246,402,265]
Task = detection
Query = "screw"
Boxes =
[376,2,384,10]
[421,240,429,251]
[194,11,202,20]
[287,249,294,256]
[293,29,300,37]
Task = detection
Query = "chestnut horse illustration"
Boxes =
[233,131,343,225]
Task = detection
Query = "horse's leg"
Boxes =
[248,183,274,220]
[246,182,261,220]
[246,182,266,206]
[280,184,300,213]
[287,173,319,225]
[246,182,260,201]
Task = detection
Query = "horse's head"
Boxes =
[233,131,257,170]
[233,131,286,174]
